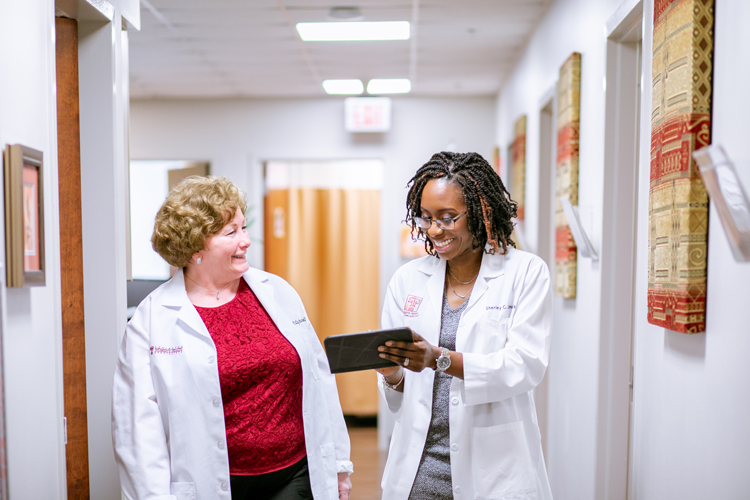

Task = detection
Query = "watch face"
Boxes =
[436,355,451,371]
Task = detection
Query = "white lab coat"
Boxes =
[112,268,352,500]
[379,248,552,500]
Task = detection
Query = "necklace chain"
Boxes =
[447,266,478,285]
[446,265,480,299]
[185,273,233,300]
[447,278,471,299]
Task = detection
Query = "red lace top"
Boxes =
[195,279,306,475]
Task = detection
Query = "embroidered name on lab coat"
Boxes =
[293,317,307,325]
[404,295,423,317]
[150,346,183,355]
[487,305,517,310]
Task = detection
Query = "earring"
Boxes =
[196,257,202,265]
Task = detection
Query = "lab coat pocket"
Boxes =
[471,421,538,500]
[319,442,338,494]
[170,481,196,500]
[320,442,337,474]
[476,317,508,352]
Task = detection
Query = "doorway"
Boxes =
[126,160,210,315]
[263,159,384,416]
[535,93,556,459]
[597,2,643,499]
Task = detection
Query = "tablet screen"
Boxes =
[323,328,414,373]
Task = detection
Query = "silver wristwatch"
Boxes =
[435,348,451,372]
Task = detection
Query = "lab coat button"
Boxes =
[218,440,225,450]
[451,397,459,405]
[451,443,459,452]
[221,482,229,491]
[213,398,221,407]
[454,485,461,494]
[208,356,215,364]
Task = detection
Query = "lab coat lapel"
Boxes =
[467,250,505,309]
[243,270,303,350]
[418,257,446,345]
[243,271,280,327]
[162,269,212,340]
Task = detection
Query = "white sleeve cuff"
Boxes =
[336,460,354,475]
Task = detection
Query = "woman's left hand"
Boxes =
[337,472,352,500]
[378,331,438,372]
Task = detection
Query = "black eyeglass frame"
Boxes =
[412,212,468,230]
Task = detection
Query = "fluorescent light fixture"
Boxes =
[367,79,411,94]
[296,21,410,41]
[322,79,364,95]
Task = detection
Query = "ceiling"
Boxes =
[128,0,553,99]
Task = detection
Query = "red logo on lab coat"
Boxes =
[404,295,423,317]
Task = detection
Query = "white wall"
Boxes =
[495,1,623,498]
[496,0,750,499]
[129,96,496,305]
[0,1,137,498]
[0,0,67,498]
[630,1,750,498]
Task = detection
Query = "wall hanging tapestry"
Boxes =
[554,52,581,299]
[511,115,527,221]
[648,0,713,333]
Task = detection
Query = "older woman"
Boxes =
[376,152,552,500]
[113,176,352,500]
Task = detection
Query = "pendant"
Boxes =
[216,292,220,300]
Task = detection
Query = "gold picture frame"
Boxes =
[3,144,45,287]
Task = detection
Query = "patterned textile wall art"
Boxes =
[510,115,527,221]
[648,0,713,333]
[554,52,581,299]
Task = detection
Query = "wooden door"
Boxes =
[56,16,90,499]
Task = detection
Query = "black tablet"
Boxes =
[323,328,414,374]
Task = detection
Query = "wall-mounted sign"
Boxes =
[345,97,391,132]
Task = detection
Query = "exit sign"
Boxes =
[345,97,392,132]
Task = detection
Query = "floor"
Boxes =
[348,427,386,500]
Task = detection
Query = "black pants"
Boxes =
[230,456,313,500]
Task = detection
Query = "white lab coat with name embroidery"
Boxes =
[112,268,352,500]
[379,248,552,500]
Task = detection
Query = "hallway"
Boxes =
[2,0,750,499]
[348,426,385,500]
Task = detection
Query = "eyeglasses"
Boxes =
[413,212,467,230]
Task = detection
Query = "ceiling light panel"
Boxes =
[323,79,364,95]
[367,79,411,94]
[296,21,410,41]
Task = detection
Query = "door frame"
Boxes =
[534,87,556,459]
[596,1,644,499]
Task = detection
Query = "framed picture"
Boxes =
[3,144,45,287]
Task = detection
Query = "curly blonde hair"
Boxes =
[151,176,247,267]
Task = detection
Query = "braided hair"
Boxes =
[405,151,517,256]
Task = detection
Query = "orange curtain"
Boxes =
[265,187,380,415]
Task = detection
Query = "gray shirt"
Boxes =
[408,291,468,500]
